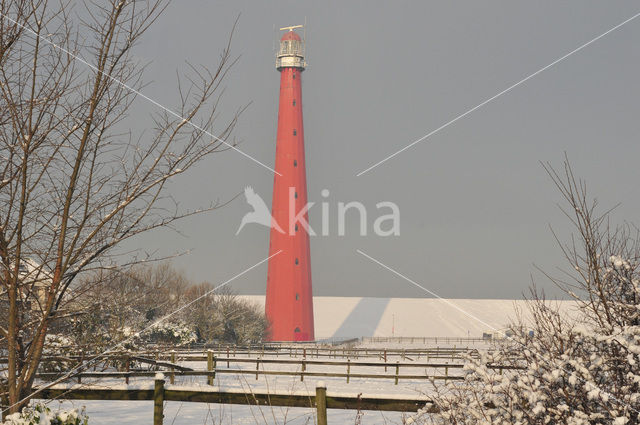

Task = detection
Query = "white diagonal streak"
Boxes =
[357,10,640,177]
[0,11,281,176]
[356,249,499,332]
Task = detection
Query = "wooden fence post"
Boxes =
[213,354,217,381]
[395,362,400,385]
[384,350,387,372]
[153,374,165,425]
[316,382,327,425]
[255,359,260,380]
[346,359,351,384]
[170,351,175,384]
[301,359,306,382]
[207,350,214,386]
[125,356,130,385]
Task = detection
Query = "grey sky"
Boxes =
[121,1,640,299]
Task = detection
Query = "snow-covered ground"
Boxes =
[46,398,408,425]
[40,360,436,424]
[38,349,471,425]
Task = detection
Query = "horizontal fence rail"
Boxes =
[33,368,464,383]
[361,336,493,344]
[34,384,432,411]
[3,349,477,361]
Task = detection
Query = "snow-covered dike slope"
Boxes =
[240,296,577,338]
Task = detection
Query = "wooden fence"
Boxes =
[1,344,481,363]
[34,377,435,425]
[172,345,481,359]
[32,353,521,386]
[361,336,492,345]
[165,346,479,361]
[34,363,464,385]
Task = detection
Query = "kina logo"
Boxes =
[236,186,284,235]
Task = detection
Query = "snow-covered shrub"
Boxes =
[428,320,640,424]
[424,159,640,424]
[1,403,88,425]
[39,334,76,373]
[146,321,197,346]
[42,334,73,353]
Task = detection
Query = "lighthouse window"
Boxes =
[294,192,298,199]
[292,99,296,106]
[295,293,300,300]
[295,224,299,231]
[292,74,296,79]
[293,129,297,136]
[294,327,301,333]
[293,160,297,167]
[295,258,299,265]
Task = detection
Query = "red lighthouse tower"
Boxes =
[265,26,314,341]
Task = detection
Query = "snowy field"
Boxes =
[240,296,578,338]
[45,398,409,425]
[30,296,575,424]
[39,365,436,424]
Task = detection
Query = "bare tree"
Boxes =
[62,263,190,350]
[182,284,268,344]
[0,0,238,414]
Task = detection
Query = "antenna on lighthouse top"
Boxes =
[279,24,303,32]
[275,24,306,70]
